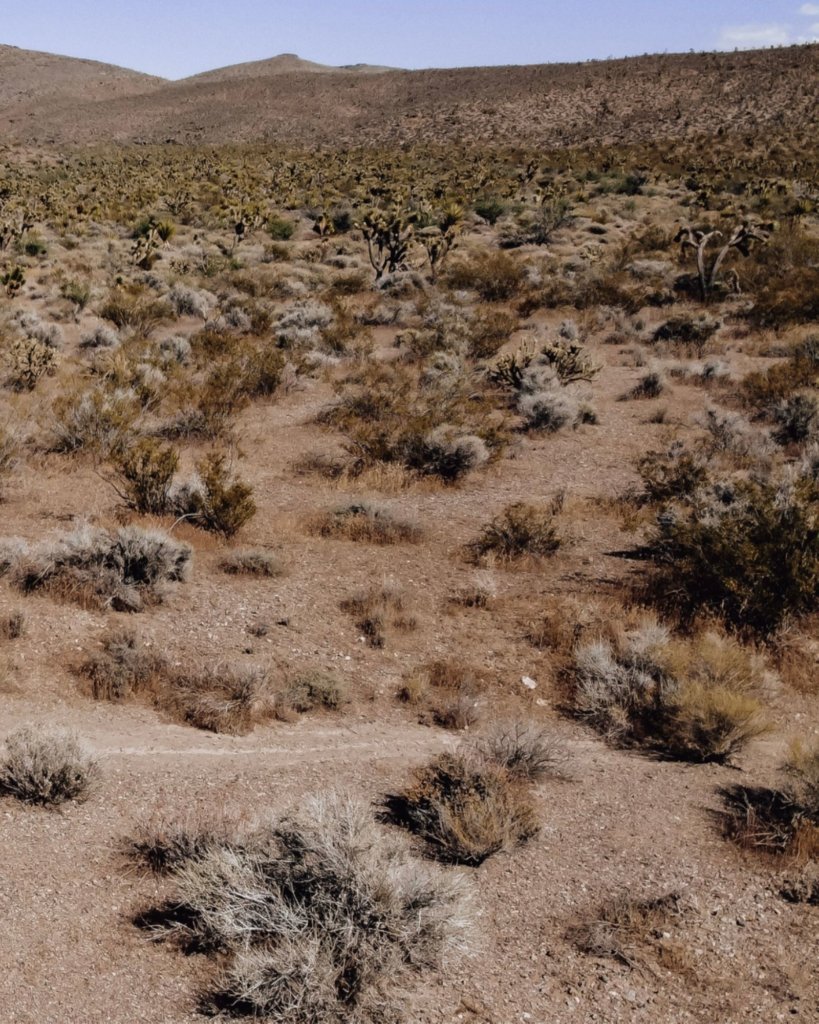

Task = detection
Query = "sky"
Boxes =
[1,1,817,79]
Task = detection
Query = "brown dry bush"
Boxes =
[172,452,256,537]
[219,549,284,577]
[168,665,273,735]
[278,672,349,715]
[108,438,179,514]
[0,610,25,639]
[309,502,421,545]
[82,628,165,702]
[129,794,469,1024]
[568,892,686,969]
[467,499,562,563]
[444,250,527,301]
[99,286,172,336]
[385,751,539,865]
[0,726,98,806]
[473,720,569,781]
[573,620,770,763]
[340,585,415,648]
[6,524,191,612]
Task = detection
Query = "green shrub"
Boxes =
[647,476,819,635]
[173,453,256,537]
[110,439,179,514]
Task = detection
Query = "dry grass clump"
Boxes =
[98,285,172,336]
[5,524,191,612]
[109,438,179,514]
[0,726,98,806]
[473,720,569,781]
[278,672,349,716]
[445,250,527,301]
[647,474,819,636]
[573,619,770,762]
[168,665,273,735]
[467,499,562,563]
[82,628,164,701]
[340,585,415,648]
[398,658,487,731]
[219,548,284,577]
[309,502,422,545]
[385,751,539,865]
[0,610,26,639]
[568,892,686,969]
[131,794,469,1023]
[124,806,245,875]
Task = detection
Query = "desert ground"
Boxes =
[0,41,817,1024]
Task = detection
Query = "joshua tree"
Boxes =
[359,209,417,282]
[675,221,771,301]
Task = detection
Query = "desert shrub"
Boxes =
[624,369,665,399]
[99,286,172,335]
[474,721,569,781]
[109,439,179,514]
[538,337,600,385]
[445,251,527,301]
[267,214,295,241]
[568,892,685,968]
[0,610,25,639]
[468,500,561,562]
[172,453,256,537]
[740,337,819,412]
[0,726,97,806]
[474,197,507,225]
[309,502,421,544]
[168,665,272,735]
[647,476,819,634]
[280,672,348,714]
[133,794,469,1023]
[518,388,584,432]
[80,324,120,350]
[572,620,770,762]
[169,283,214,319]
[385,752,538,865]
[49,387,139,456]
[124,808,243,875]
[407,426,489,482]
[772,393,818,446]
[467,308,519,360]
[82,629,164,702]
[8,524,191,612]
[340,586,413,648]
[636,443,709,504]
[652,314,720,355]
[219,549,283,577]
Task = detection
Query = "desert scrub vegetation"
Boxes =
[0,726,97,806]
[398,658,487,731]
[467,499,562,563]
[340,585,415,648]
[568,892,687,970]
[2,524,191,612]
[171,451,256,537]
[129,794,469,1023]
[646,473,819,636]
[572,619,771,762]
[276,672,349,718]
[308,501,421,544]
[219,548,284,577]
[722,738,819,863]
[385,747,540,865]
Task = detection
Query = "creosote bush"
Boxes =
[173,452,256,537]
[0,726,97,806]
[110,438,179,514]
[647,475,819,635]
[467,499,562,562]
[130,794,469,1023]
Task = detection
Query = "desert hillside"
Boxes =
[0,43,815,146]
[0,36,817,1024]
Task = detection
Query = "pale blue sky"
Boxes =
[3,1,817,78]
